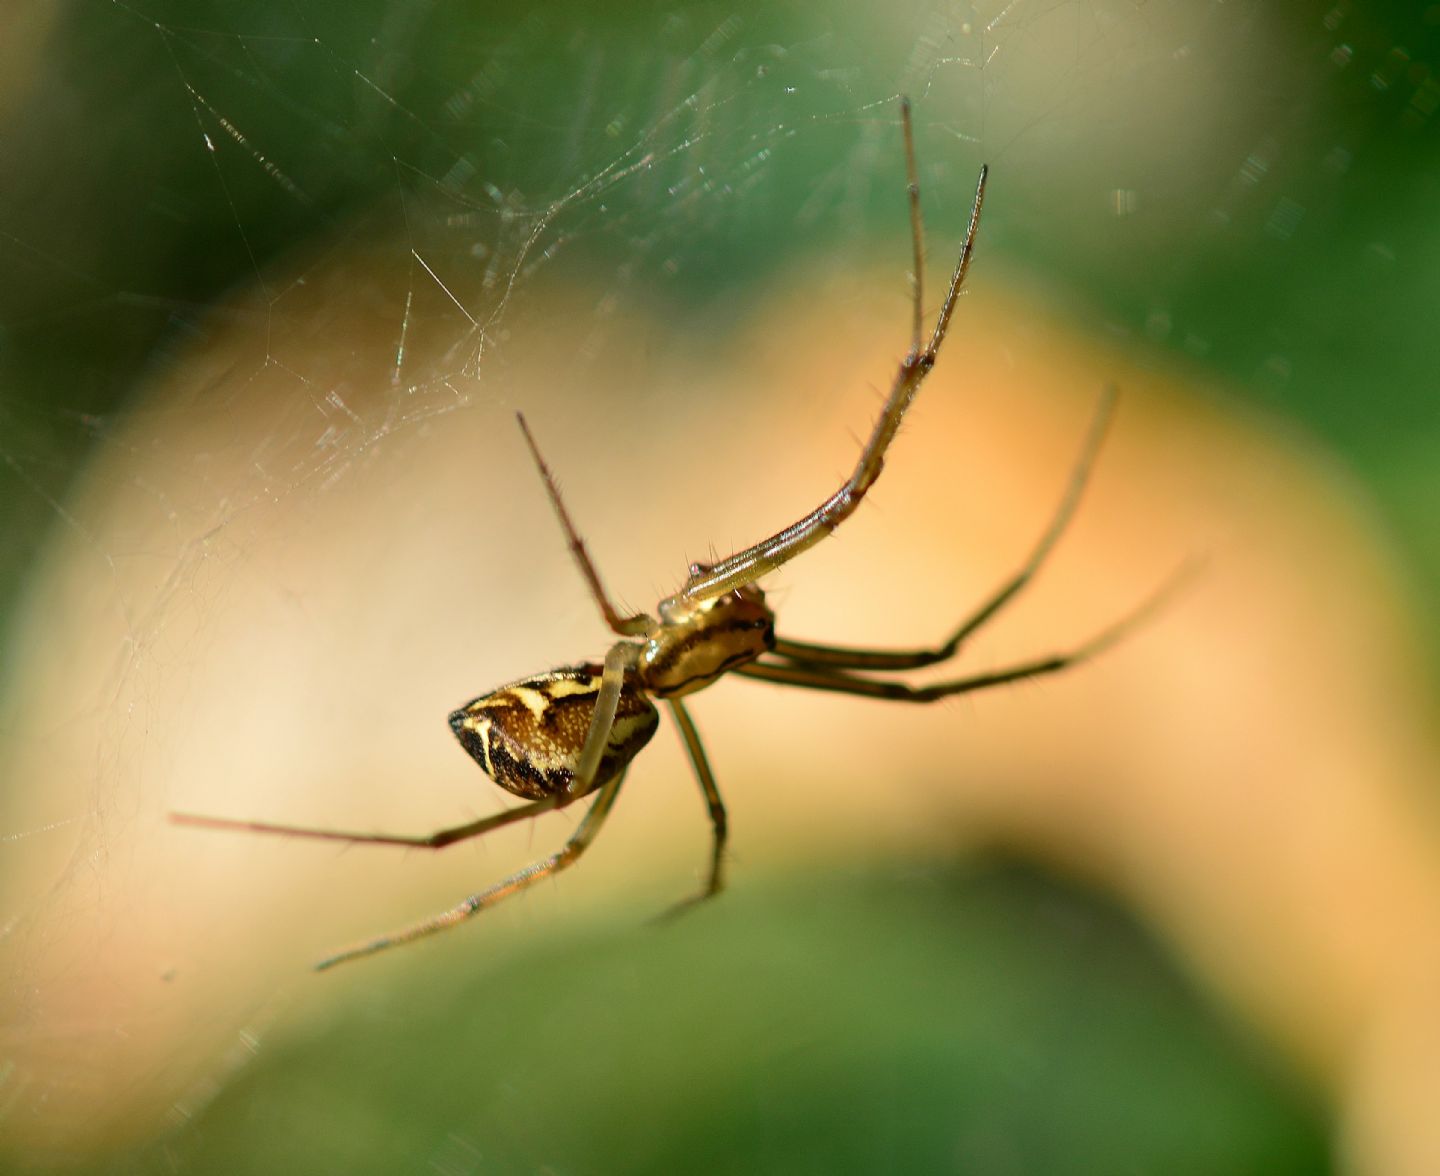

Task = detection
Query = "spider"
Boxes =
[173,101,1156,971]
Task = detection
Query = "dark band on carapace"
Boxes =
[645,614,775,698]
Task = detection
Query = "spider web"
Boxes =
[0,0,1433,1168]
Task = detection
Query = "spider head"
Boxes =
[641,582,776,699]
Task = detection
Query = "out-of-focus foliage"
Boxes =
[122,865,1327,1175]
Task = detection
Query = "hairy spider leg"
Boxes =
[663,696,728,910]
[571,640,641,795]
[738,565,1190,701]
[516,411,656,638]
[169,794,568,849]
[316,767,631,970]
[770,384,1119,672]
[902,95,926,358]
[660,103,987,615]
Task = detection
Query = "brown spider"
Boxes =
[173,101,1153,970]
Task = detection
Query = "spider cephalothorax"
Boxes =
[640,581,776,699]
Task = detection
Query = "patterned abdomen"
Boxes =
[448,665,659,799]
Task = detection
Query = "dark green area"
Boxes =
[98,863,1326,1176]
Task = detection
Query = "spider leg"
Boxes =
[659,696,728,916]
[770,385,1118,672]
[570,640,640,796]
[516,412,655,638]
[658,103,988,619]
[736,567,1186,702]
[315,768,630,970]
[169,794,567,850]
[737,650,1083,702]
[902,95,925,358]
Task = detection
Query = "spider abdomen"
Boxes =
[449,665,659,800]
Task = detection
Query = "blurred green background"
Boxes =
[139,864,1325,1175]
[2,0,1436,1170]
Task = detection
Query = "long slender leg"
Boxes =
[169,793,566,850]
[658,105,988,619]
[737,650,1084,702]
[516,413,655,637]
[315,769,630,970]
[665,697,728,908]
[570,641,637,796]
[737,571,1185,703]
[770,385,1118,672]
[902,95,925,358]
